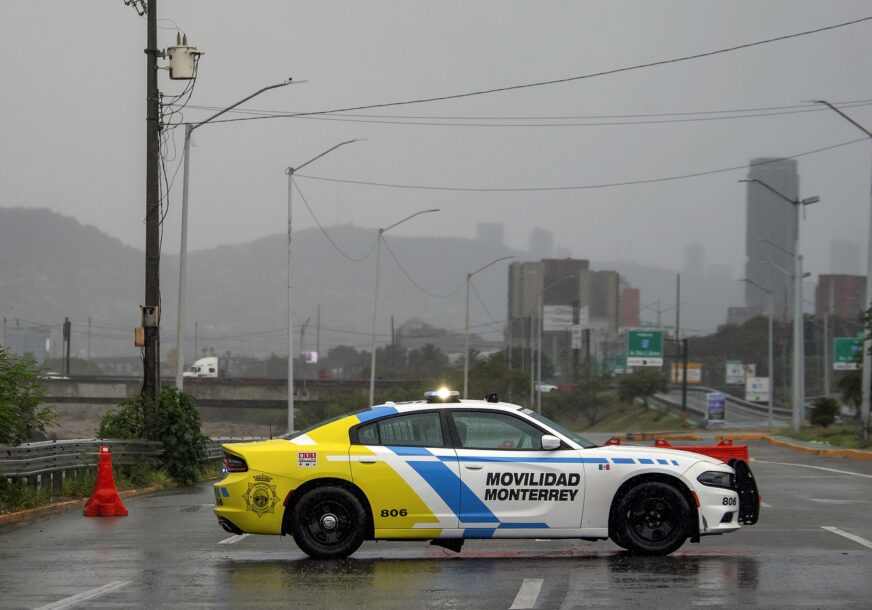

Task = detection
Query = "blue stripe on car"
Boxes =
[463,528,496,538]
[356,406,399,423]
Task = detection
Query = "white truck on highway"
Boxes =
[182,356,220,379]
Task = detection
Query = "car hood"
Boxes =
[592,444,727,467]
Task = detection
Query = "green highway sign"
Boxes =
[833,337,862,370]
[627,330,663,367]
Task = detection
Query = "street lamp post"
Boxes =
[741,178,819,432]
[175,79,296,391]
[368,209,439,406]
[464,256,513,398]
[812,100,872,443]
[284,139,360,435]
[741,277,775,427]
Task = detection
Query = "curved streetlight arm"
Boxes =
[740,178,819,206]
[382,209,440,234]
[191,79,300,132]
[469,255,514,279]
[288,139,363,175]
[810,100,872,138]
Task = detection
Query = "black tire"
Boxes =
[613,481,690,556]
[290,486,367,559]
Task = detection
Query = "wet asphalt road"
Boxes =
[1,439,870,609]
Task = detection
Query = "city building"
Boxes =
[620,287,640,328]
[528,227,554,260]
[683,242,705,277]
[744,158,799,318]
[507,259,623,380]
[815,274,866,320]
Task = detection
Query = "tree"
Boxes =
[809,397,840,428]
[0,347,56,445]
[618,367,668,410]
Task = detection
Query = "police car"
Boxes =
[214,390,758,559]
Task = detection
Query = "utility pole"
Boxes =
[63,317,71,376]
[675,274,681,340]
[143,0,161,416]
[87,316,91,364]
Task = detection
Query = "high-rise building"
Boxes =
[815,274,866,320]
[620,287,640,329]
[528,227,554,260]
[744,158,799,317]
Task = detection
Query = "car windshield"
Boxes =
[521,408,597,448]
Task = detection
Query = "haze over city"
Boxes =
[2,1,872,354]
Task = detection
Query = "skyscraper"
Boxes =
[744,158,799,318]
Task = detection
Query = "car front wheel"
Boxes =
[290,486,367,559]
[613,481,690,556]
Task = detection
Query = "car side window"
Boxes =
[451,411,543,450]
[354,412,444,447]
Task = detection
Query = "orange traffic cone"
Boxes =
[83,445,128,517]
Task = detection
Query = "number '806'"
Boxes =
[380,508,408,517]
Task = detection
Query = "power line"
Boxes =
[292,180,377,262]
[380,236,467,298]
[296,136,869,193]
[186,16,872,127]
[185,99,872,128]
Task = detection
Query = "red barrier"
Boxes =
[654,438,749,464]
[83,445,128,517]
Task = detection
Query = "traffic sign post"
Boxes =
[627,330,663,366]
[833,337,862,370]
[706,392,726,425]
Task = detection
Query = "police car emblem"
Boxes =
[243,475,279,517]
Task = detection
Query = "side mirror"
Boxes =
[541,435,561,450]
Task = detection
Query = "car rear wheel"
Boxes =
[614,481,689,556]
[291,486,367,559]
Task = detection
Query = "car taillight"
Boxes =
[223,453,248,473]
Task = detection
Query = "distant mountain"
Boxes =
[0,208,524,359]
[0,208,738,362]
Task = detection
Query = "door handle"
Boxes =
[464,465,483,470]
[359,459,378,464]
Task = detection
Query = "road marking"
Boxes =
[821,526,872,550]
[509,578,543,609]
[810,498,858,505]
[218,533,250,544]
[761,501,773,508]
[755,460,872,479]
[35,581,130,610]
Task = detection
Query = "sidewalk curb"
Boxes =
[725,433,872,461]
[0,486,160,525]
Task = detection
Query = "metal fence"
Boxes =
[0,437,266,490]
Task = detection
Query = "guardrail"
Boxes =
[0,437,267,490]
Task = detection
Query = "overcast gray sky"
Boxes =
[2,0,872,281]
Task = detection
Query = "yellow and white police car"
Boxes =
[214,390,758,559]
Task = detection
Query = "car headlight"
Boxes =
[697,470,735,490]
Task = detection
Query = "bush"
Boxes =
[809,397,841,428]
[98,386,209,486]
[0,347,56,445]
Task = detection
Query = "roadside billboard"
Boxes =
[745,376,769,402]
[706,392,726,423]
[671,362,702,384]
[725,360,744,385]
